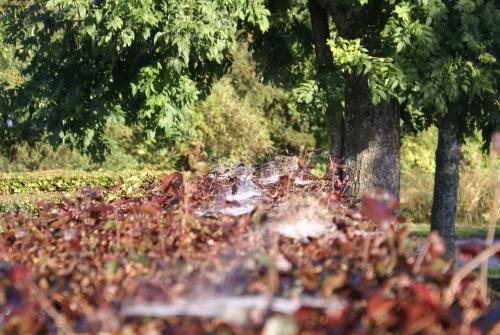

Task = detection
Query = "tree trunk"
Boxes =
[343,74,400,200]
[308,0,343,160]
[309,0,400,198]
[431,119,461,257]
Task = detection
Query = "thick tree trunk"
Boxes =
[343,74,400,200]
[308,0,343,160]
[309,0,400,198]
[431,119,461,257]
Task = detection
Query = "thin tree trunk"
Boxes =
[431,118,461,257]
[308,0,343,160]
[343,74,400,200]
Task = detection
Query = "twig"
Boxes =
[24,282,74,335]
[115,209,120,256]
[261,245,280,325]
[362,235,372,268]
[159,217,167,258]
[181,173,189,228]
[443,244,500,307]
[413,237,431,274]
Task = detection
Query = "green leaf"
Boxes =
[396,41,405,53]
[106,259,119,274]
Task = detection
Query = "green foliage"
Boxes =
[0,120,146,172]
[328,37,405,106]
[228,43,319,153]
[0,170,159,195]
[252,0,315,87]
[185,42,318,163]
[401,127,438,175]
[0,192,66,213]
[325,0,499,141]
[3,0,270,155]
[0,1,20,86]
[385,0,500,138]
[0,31,20,87]
[0,143,94,172]
[251,0,330,148]
[191,80,272,162]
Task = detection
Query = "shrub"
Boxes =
[0,143,94,172]
[191,80,272,162]
[0,123,143,173]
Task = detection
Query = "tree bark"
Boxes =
[343,74,401,200]
[308,0,343,160]
[431,118,461,257]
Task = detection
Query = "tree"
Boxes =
[342,0,499,253]
[0,1,23,155]
[250,0,332,151]
[2,0,270,156]
[253,0,402,199]
[311,1,498,255]
[392,0,499,253]
[314,1,402,199]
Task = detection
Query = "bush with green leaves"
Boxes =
[0,1,20,87]
[0,121,143,172]
[0,170,160,195]
[222,43,319,156]
[191,80,272,162]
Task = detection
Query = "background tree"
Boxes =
[2,0,270,157]
[383,0,500,253]
[0,0,23,156]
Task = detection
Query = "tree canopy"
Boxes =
[327,0,499,140]
[2,0,269,155]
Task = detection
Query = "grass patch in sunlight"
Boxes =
[409,222,499,239]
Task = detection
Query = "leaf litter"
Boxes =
[0,157,499,334]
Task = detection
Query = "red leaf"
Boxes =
[297,156,305,169]
[409,283,440,308]
[458,241,500,258]
[428,232,446,258]
[366,296,397,322]
[160,172,184,194]
[8,265,30,282]
[361,197,393,225]
[279,175,294,190]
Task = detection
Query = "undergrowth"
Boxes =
[401,127,499,226]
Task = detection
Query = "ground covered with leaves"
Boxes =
[0,158,499,334]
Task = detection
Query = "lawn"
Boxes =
[409,222,500,239]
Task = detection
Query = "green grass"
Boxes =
[489,267,500,279]
[486,268,500,297]
[409,222,500,239]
